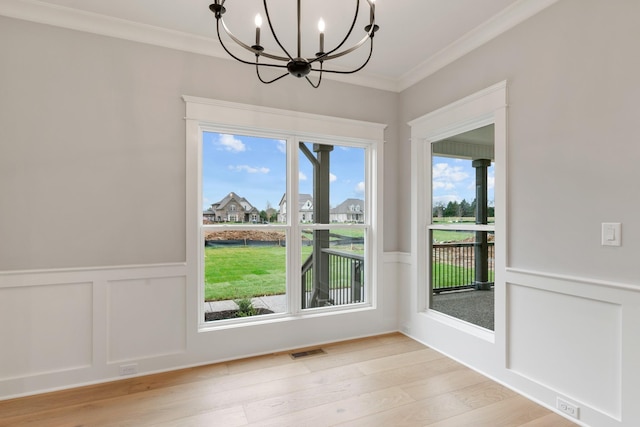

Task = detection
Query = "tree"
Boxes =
[432,202,445,218]
[443,201,459,217]
[264,201,277,223]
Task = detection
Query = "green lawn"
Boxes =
[432,230,474,242]
[432,262,495,289]
[204,245,299,301]
[204,243,364,301]
[204,238,489,301]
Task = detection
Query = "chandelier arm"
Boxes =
[304,62,323,88]
[308,0,375,65]
[307,0,360,67]
[215,20,266,66]
[256,65,290,84]
[312,38,374,75]
[311,31,370,63]
[216,20,291,71]
[218,12,290,62]
[262,0,295,62]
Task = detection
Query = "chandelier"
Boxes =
[208,0,379,88]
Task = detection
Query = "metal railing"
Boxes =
[301,249,364,308]
[432,242,494,293]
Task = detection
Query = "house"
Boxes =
[204,192,260,223]
[330,198,365,223]
[277,194,364,223]
[1,2,638,425]
[277,193,314,223]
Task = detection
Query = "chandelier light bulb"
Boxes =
[254,14,262,46]
[318,18,325,54]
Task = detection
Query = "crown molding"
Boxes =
[397,0,560,92]
[0,0,558,93]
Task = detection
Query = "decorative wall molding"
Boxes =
[398,0,560,91]
[0,0,559,93]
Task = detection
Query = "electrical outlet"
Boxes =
[119,363,138,376]
[557,397,579,419]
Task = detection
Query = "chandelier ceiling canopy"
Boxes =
[209,0,379,88]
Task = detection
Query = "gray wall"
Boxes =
[0,16,399,271]
[399,0,639,282]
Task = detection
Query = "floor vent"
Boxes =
[290,348,326,359]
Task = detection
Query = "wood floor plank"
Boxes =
[243,356,470,423]
[0,333,575,427]
[428,394,558,427]
[519,412,578,426]
[337,392,473,427]
[247,386,415,427]
[152,405,248,427]
[401,369,489,401]
[355,347,445,375]
[300,338,429,372]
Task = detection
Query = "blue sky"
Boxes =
[202,132,365,211]
[432,156,495,206]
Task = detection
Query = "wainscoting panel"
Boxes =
[0,282,93,380]
[507,277,622,419]
[107,276,187,363]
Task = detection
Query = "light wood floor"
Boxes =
[0,333,577,426]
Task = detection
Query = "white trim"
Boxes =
[408,80,507,362]
[398,0,560,91]
[507,267,640,295]
[0,0,557,93]
[0,263,187,288]
[183,96,386,142]
[184,96,386,329]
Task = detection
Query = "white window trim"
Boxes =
[409,81,507,342]
[184,96,386,330]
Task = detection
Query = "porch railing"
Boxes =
[432,242,494,293]
[301,249,364,308]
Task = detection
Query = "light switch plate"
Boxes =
[602,223,621,246]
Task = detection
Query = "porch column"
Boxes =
[311,144,333,306]
[472,159,491,290]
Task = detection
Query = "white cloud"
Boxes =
[488,173,495,190]
[277,140,286,154]
[355,181,365,194]
[299,171,307,181]
[432,162,470,196]
[433,181,455,191]
[217,134,245,152]
[229,165,270,174]
[330,173,337,183]
[432,163,469,182]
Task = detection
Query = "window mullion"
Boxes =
[288,136,302,314]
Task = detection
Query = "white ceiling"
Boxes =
[0,0,558,91]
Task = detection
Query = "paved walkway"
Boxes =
[204,294,287,314]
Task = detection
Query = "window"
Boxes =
[184,97,385,327]
[429,125,495,330]
[409,81,506,340]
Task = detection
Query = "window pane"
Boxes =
[203,133,285,224]
[430,230,495,330]
[431,125,494,225]
[298,142,366,225]
[429,124,495,330]
[203,228,286,321]
[202,132,287,322]
[301,227,365,309]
